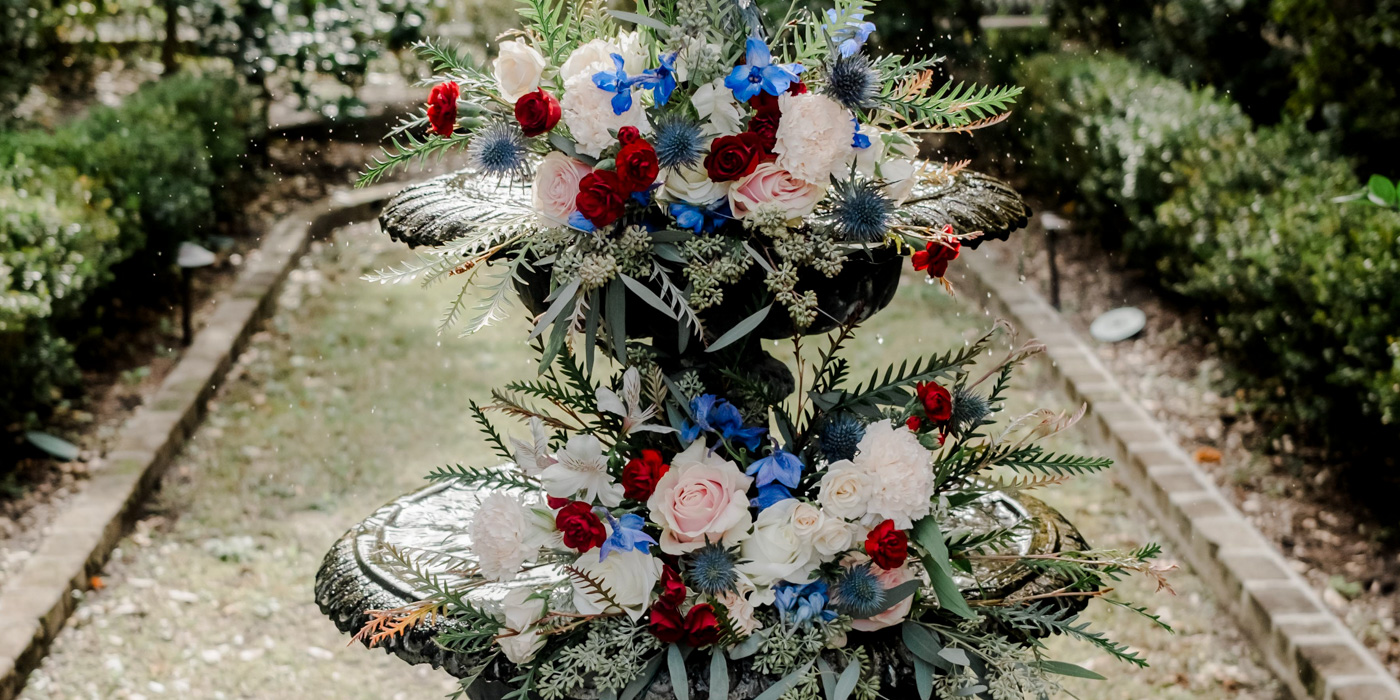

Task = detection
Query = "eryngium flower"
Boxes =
[828,177,894,242]
[820,413,865,462]
[830,563,886,618]
[822,54,879,111]
[654,113,706,169]
[683,542,741,596]
[466,121,530,179]
[950,385,992,434]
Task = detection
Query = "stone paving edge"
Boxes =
[0,184,401,700]
[956,249,1400,700]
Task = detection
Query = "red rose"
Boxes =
[865,519,910,570]
[575,170,627,227]
[683,603,721,647]
[910,234,961,279]
[426,81,460,137]
[747,111,780,153]
[617,126,642,146]
[623,449,671,501]
[514,88,561,138]
[906,416,922,431]
[616,141,660,193]
[657,564,686,608]
[555,501,606,552]
[915,381,953,423]
[704,132,767,182]
[648,602,686,644]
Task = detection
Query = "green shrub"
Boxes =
[0,72,262,430]
[1015,50,1400,444]
[0,0,60,124]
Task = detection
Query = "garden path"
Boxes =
[18,223,1281,699]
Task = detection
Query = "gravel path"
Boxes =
[19,225,1281,699]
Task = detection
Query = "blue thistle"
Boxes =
[830,563,886,618]
[823,54,879,111]
[684,543,740,596]
[654,113,706,169]
[820,414,865,462]
[829,177,894,242]
[950,385,992,434]
[466,121,529,179]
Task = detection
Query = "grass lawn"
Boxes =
[19,223,1279,699]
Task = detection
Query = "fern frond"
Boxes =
[425,463,539,490]
[564,565,624,612]
[993,445,1113,476]
[488,389,577,430]
[358,129,474,187]
[470,400,516,462]
[877,78,1023,130]
[993,605,1149,668]
[353,601,443,647]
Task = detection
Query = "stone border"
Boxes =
[0,184,400,700]
[957,250,1400,700]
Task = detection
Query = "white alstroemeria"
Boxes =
[692,79,743,136]
[510,417,555,477]
[596,368,675,436]
[542,434,624,507]
[496,589,549,664]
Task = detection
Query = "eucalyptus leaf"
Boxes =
[528,279,580,340]
[816,657,837,700]
[584,292,599,374]
[710,650,730,700]
[727,629,766,659]
[620,273,676,318]
[607,280,627,362]
[912,656,935,700]
[25,431,79,461]
[753,659,814,700]
[901,622,946,667]
[833,658,861,700]
[608,9,673,31]
[911,516,976,619]
[938,647,971,667]
[706,304,771,353]
[548,133,595,165]
[874,579,921,615]
[1034,660,1107,680]
[650,229,696,243]
[743,242,774,274]
[653,243,688,263]
[619,653,665,700]
[668,644,689,700]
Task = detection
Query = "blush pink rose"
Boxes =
[845,554,922,632]
[646,441,754,554]
[532,152,594,225]
[727,162,823,220]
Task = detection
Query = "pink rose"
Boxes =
[532,152,594,224]
[845,553,922,632]
[727,163,822,220]
[646,441,754,554]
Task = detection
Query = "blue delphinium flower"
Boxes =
[634,52,679,106]
[466,121,530,178]
[592,53,641,115]
[774,581,838,627]
[724,37,805,102]
[568,210,596,232]
[752,483,793,510]
[681,394,767,450]
[669,200,729,234]
[654,113,706,169]
[684,543,740,595]
[747,448,803,489]
[830,563,887,618]
[852,119,870,149]
[824,9,876,57]
[598,512,657,561]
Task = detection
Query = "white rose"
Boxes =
[879,158,920,204]
[469,492,544,581]
[738,499,817,587]
[500,588,547,631]
[847,123,884,179]
[658,162,727,206]
[560,39,618,82]
[812,517,856,558]
[790,502,826,539]
[571,548,662,621]
[817,460,871,521]
[493,39,547,103]
[853,420,934,528]
[691,79,743,136]
[498,630,546,664]
[773,93,854,183]
[560,69,651,158]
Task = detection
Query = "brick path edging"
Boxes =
[0,185,400,700]
[957,250,1400,700]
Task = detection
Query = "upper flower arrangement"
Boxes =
[360,0,1025,351]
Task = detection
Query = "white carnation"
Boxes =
[560,39,618,82]
[560,69,652,158]
[852,420,934,528]
[469,492,544,581]
[773,93,854,184]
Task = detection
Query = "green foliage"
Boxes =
[1016,50,1400,451]
[0,73,262,432]
[0,0,61,125]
